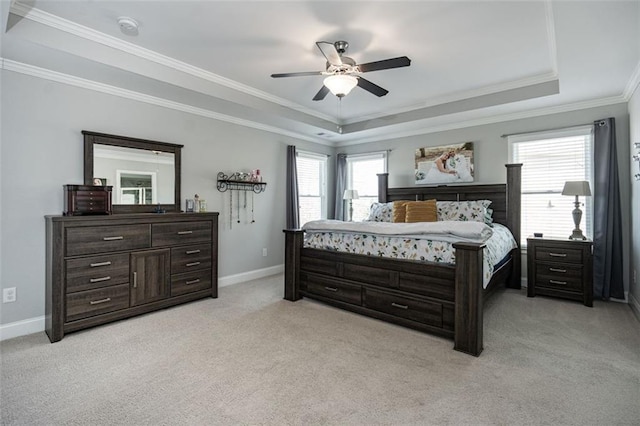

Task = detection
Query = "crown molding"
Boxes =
[544,0,559,75]
[1,58,331,146]
[335,95,627,147]
[9,2,336,124]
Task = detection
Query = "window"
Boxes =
[346,152,387,221]
[297,151,328,226]
[508,126,593,246]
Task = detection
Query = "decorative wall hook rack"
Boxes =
[216,172,267,193]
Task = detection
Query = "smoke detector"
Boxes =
[117,17,139,36]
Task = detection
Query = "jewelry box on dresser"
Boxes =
[45,212,218,342]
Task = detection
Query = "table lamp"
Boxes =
[343,189,359,221]
[561,181,591,240]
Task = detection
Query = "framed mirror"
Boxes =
[83,131,183,213]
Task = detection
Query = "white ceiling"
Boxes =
[2,1,639,145]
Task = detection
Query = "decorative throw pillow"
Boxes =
[392,201,410,223]
[436,200,493,225]
[405,200,437,223]
[365,202,394,222]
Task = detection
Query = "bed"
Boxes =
[284,164,522,356]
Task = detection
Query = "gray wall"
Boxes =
[629,86,640,315]
[0,70,332,325]
[339,103,632,292]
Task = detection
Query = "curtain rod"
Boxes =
[500,122,600,139]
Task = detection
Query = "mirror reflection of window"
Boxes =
[93,144,174,205]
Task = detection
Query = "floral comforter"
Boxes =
[303,222,517,288]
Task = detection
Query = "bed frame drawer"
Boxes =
[301,272,362,305]
[364,288,443,328]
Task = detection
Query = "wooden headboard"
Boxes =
[377,164,522,248]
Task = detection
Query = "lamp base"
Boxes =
[569,229,587,240]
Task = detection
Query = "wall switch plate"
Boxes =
[3,287,16,303]
[262,248,267,257]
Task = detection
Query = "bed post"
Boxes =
[453,242,485,356]
[283,229,304,301]
[505,164,522,289]
[377,173,389,202]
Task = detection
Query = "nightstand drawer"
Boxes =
[535,262,583,280]
[535,274,583,291]
[535,247,582,264]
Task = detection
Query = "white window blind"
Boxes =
[296,151,328,226]
[346,152,387,221]
[508,126,593,246]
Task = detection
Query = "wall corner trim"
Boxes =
[218,264,284,288]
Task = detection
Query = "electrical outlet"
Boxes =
[3,287,16,303]
[262,248,268,257]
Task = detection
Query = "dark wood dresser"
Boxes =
[526,237,593,307]
[64,185,112,215]
[45,212,219,342]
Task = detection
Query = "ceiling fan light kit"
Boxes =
[271,40,411,101]
[323,75,358,97]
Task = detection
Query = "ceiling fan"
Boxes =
[271,41,411,101]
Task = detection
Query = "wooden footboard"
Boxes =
[284,230,490,356]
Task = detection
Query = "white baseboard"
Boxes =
[0,265,285,342]
[218,264,284,288]
[0,316,45,342]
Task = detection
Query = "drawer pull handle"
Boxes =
[89,276,111,283]
[549,268,567,273]
[177,231,193,235]
[90,261,112,267]
[103,236,124,241]
[324,286,338,292]
[186,262,201,267]
[133,272,137,288]
[89,297,111,305]
[185,250,201,255]
[186,279,200,285]
[549,280,567,285]
[391,302,409,310]
[548,252,567,258]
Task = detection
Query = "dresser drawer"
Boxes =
[171,244,212,274]
[302,272,362,305]
[66,225,150,256]
[152,221,212,247]
[66,283,130,322]
[171,269,212,297]
[66,253,130,293]
[364,288,442,327]
[535,246,582,264]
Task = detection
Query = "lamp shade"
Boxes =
[343,189,359,200]
[562,181,592,196]
[324,75,358,97]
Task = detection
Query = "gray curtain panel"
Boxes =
[334,153,347,220]
[592,118,624,300]
[286,145,300,229]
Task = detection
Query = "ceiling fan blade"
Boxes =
[271,71,324,78]
[358,56,411,73]
[316,41,342,66]
[312,85,330,101]
[357,77,389,97]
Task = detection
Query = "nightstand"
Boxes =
[527,237,593,307]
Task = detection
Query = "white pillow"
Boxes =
[365,202,394,222]
[436,200,493,225]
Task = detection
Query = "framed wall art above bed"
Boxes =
[415,142,474,185]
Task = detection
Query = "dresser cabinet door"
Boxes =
[130,249,170,306]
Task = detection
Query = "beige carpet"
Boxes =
[1,274,639,425]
